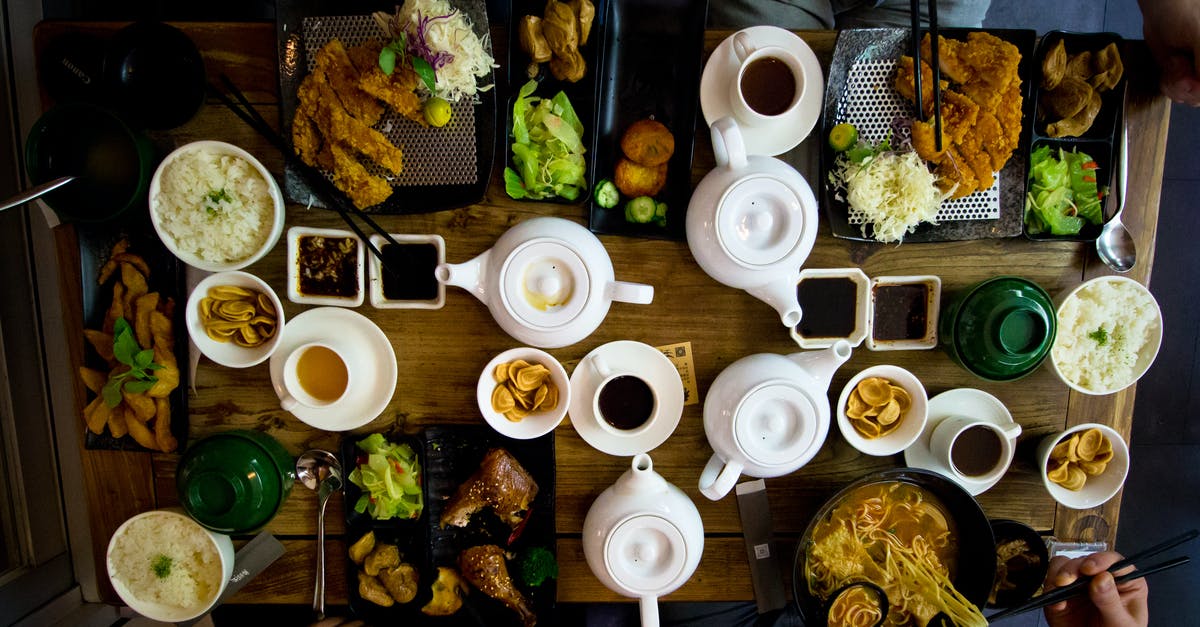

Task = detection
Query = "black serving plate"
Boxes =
[821,28,1037,243]
[792,468,996,626]
[502,0,609,205]
[1023,31,1126,242]
[78,212,189,451]
[585,0,708,240]
[276,0,496,214]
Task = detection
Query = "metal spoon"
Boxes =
[0,176,77,213]
[1096,112,1136,273]
[296,449,343,620]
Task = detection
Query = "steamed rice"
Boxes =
[108,512,223,612]
[1052,279,1160,392]
[154,148,274,263]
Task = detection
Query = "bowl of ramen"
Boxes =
[792,468,996,627]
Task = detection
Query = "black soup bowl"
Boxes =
[104,21,206,130]
[24,103,154,223]
[792,468,997,626]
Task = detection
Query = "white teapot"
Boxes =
[583,454,703,627]
[699,340,852,500]
[436,217,653,348]
[686,116,819,328]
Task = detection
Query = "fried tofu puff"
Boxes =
[364,543,401,577]
[379,563,419,604]
[614,158,667,198]
[359,571,395,607]
[349,530,376,565]
[620,119,675,167]
[421,567,468,616]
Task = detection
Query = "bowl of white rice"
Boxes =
[1051,276,1163,395]
[107,509,234,621]
[150,140,284,271]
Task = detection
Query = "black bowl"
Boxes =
[104,21,206,130]
[792,468,997,626]
[988,519,1050,608]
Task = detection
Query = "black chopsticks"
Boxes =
[207,75,406,278]
[910,0,943,152]
[989,529,1198,622]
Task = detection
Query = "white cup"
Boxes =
[589,354,658,436]
[929,416,1021,484]
[728,32,806,127]
[280,342,351,411]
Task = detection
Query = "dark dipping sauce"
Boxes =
[740,56,796,116]
[952,425,1003,477]
[298,235,358,298]
[796,277,858,338]
[380,243,439,301]
[598,375,655,430]
[872,283,930,341]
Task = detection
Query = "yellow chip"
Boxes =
[851,416,881,439]
[890,385,911,412]
[514,365,550,392]
[857,378,893,406]
[1076,428,1109,462]
[845,389,870,420]
[506,360,532,381]
[877,399,901,426]
[542,384,559,411]
[491,384,516,412]
[1078,459,1109,476]
[494,363,510,383]
[533,384,549,410]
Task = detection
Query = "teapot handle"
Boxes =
[711,117,747,171]
[608,280,654,305]
[698,453,742,501]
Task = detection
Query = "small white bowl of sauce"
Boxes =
[791,268,869,349]
[867,275,941,351]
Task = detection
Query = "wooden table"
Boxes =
[40,21,1172,608]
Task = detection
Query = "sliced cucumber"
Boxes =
[624,196,657,224]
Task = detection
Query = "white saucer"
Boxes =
[903,388,1016,496]
[569,341,685,456]
[269,307,397,431]
[700,26,824,156]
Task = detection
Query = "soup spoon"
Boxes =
[296,449,343,620]
[0,176,77,213]
[1096,115,1135,273]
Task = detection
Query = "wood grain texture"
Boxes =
[43,21,1171,604]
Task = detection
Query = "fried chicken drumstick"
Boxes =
[441,448,538,531]
[459,544,537,627]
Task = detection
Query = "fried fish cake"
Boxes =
[620,119,675,167]
[614,158,667,198]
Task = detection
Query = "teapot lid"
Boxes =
[716,174,807,268]
[604,514,689,593]
[500,239,591,329]
[733,382,819,467]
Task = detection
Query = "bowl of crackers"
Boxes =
[835,365,928,456]
[1037,422,1129,509]
[186,271,284,368]
[476,347,570,439]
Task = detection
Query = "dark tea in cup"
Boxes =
[739,56,797,116]
[950,425,1003,477]
[597,375,655,430]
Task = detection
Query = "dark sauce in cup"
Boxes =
[872,283,930,341]
[796,277,858,338]
[380,242,439,301]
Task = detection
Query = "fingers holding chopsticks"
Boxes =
[1043,551,1149,627]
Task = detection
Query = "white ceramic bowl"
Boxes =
[836,364,928,456]
[149,140,285,272]
[287,226,365,307]
[186,271,285,368]
[106,509,235,622]
[1037,423,1129,509]
[1050,276,1162,395]
[477,347,570,439]
[368,233,446,309]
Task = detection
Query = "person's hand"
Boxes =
[1139,0,1200,105]
[1043,551,1149,627]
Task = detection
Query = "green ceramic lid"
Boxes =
[947,277,1056,381]
[177,431,294,534]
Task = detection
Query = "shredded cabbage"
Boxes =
[504,80,586,200]
[832,150,951,244]
[393,0,496,103]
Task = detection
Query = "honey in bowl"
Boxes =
[295,345,348,403]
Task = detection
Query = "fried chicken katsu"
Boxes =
[895,32,1023,198]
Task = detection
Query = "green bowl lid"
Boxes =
[177,433,286,533]
[952,277,1056,381]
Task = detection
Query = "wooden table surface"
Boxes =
[38,20,1171,609]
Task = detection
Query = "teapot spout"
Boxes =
[787,340,852,393]
[614,454,667,496]
[745,277,803,328]
[435,250,491,304]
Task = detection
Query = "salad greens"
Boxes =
[1025,145,1104,235]
[101,317,161,408]
[504,79,587,201]
[349,434,424,520]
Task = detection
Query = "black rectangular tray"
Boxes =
[821,27,1037,243]
[78,213,189,452]
[585,0,708,240]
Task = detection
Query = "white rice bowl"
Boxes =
[1051,277,1162,395]
[150,141,283,271]
[107,510,233,621]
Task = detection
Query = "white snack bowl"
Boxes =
[149,140,285,272]
[477,347,570,439]
[791,268,869,349]
[368,233,446,309]
[1037,422,1129,509]
[1050,276,1163,395]
[186,270,285,368]
[106,509,235,622]
[287,226,365,307]
[836,364,928,456]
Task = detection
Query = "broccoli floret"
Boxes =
[517,546,558,588]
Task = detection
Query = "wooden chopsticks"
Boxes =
[989,529,1198,622]
[207,75,406,279]
[910,0,943,152]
